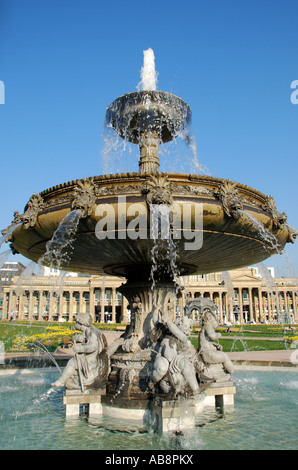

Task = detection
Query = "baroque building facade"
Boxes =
[2,267,298,324]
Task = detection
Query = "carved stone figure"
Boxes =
[216,180,243,220]
[122,295,144,353]
[1,211,22,240]
[22,193,44,229]
[149,315,200,397]
[52,313,109,390]
[197,302,235,383]
[71,178,97,218]
[263,195,287,229]
[144,174,173,206]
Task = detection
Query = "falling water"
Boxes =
[239,210,279,252]
[222,271,234,322]
[38,209,82,271]
[257,262,280,322]
[14,261,37,297]
[150,205,180,307]
[138,48,158,91]
[0,249,11,269]
[53,270,69,299]
[0,222,22,249]
[27,341,62,373]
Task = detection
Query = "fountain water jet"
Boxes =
[138,48,158,91]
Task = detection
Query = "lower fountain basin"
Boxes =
[8,172,291,276]
[0,368,297,450]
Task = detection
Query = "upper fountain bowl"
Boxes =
[105,91,191,144]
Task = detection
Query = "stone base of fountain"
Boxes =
[63,388,106,417]
[62,381,236,432]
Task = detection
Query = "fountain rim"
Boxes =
[105,89,192,110]
[36,171,269,204]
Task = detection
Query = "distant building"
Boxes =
[0,261,26,319]
[1,267,298,324]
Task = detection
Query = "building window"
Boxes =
[83,292,90,313]
[105,289,112,303]
[94,289,101,303]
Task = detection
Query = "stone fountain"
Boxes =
[1,49,296,432]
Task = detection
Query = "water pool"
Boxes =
[0,368,297,450]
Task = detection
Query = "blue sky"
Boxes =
[0,0,297,277]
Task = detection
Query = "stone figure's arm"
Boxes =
[205,324,221,341]
[73,333,84,343]
[74,334,98,354]
[162,317,187,343]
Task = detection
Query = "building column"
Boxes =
[69,289,74,321]
[89,289,95,322]
[59,293,64,320]
[18,293,24,320]
[248,288,253,321]
[28,291,34,321]
[258,289,263,323]
[39,292,45,320]
[48,292,54,321]
[238,288,243,322]
[79,291,84,314]
[2,291,7,319]
[100,288,105,323]
[112,288,116,323]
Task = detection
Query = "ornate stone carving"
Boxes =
[1,210,22,239]
[263,195,287,229]
[190,297,235,383]
[22,193,44,229]
[216,180,243,219]
[71,178,97,218]
[52,313,109,391]
[286,224,298,244]
[122,295,144,353]
[149,315,200,397]
[144,174,173,206]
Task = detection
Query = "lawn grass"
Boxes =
[0,323,49,350]
[0,320,292,353]
[190,336,287,352]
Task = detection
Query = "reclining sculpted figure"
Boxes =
[52,313,109,391]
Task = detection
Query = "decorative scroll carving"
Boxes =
[143,174,173,206]
[216,180,243,219]
[71,178,97,218]
[263,195,287,229]
[22,194,44,229]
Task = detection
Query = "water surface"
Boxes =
[0,368,297,450]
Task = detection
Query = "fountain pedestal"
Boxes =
[62,381,236,433]
[63,388,106,417]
